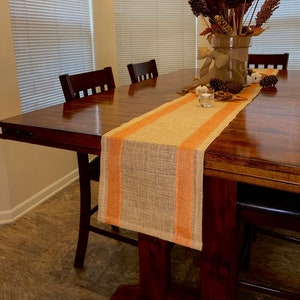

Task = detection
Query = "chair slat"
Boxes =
[248,53,289,70]
[127,59,158,84]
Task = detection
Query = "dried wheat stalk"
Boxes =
[255,0,280,27]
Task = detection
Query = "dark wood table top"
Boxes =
[1,69,300,192]
[0,69,198,154]
[205,70,300,193]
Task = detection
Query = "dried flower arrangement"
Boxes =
[188,0,280,37]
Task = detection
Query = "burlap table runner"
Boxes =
[98,70,277,250]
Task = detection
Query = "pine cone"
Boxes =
[259,75,278,87]
[224,0,254,6]
[188,0,210,17]
[210,78,224,91]
[224,0,243,8]
[224,80,244,94]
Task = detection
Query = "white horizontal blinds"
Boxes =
[9,0,94,113]
[114,1,156,85]
[249,0,300,69]
[114,0,197,86]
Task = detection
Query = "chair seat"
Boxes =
[237,183,300,298]
[237,183,300,218]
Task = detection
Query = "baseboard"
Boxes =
[0,170,78,225]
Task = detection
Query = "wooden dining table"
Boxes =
[1,68,300,300]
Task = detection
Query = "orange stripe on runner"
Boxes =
[105,93,196,225]
[265,69,279,75]
[105,80,262,237]
[174,82,263,246]
[174,99,247,247]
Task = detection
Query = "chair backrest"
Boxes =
[248,53,289,70]
[127,59,158,84]
[59,67,115,101]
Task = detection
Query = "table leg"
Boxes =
[112,176,238,300]
[74,152,91,268]
[111,234,198,300]
[200,176,238,300]
[111,233,170,300]
[138,233,171,300]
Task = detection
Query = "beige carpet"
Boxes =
[0,180,299,299]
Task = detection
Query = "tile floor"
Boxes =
[0,180,299,299]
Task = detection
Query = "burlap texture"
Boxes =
[98,70,278,250]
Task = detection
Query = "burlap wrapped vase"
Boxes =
[198,34,251,85]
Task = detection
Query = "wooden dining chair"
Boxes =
[239,52,292,294]
[59,67,115,101]
[237,183,300,298]
[59,67,137,268]
[127,59,158,84]
[248,53,289,70]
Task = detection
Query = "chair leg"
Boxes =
[74,152,92,268]
[239,222,255,271]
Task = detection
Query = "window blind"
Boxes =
[114,0,197,86]
[9,0,94,113]
[248,0,300,69]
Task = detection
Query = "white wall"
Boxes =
[92,1,118,84]
[0,1,118,224]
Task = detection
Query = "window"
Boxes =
[9,0,94,113]
[114,0,197,86]
[248,0,300,69]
